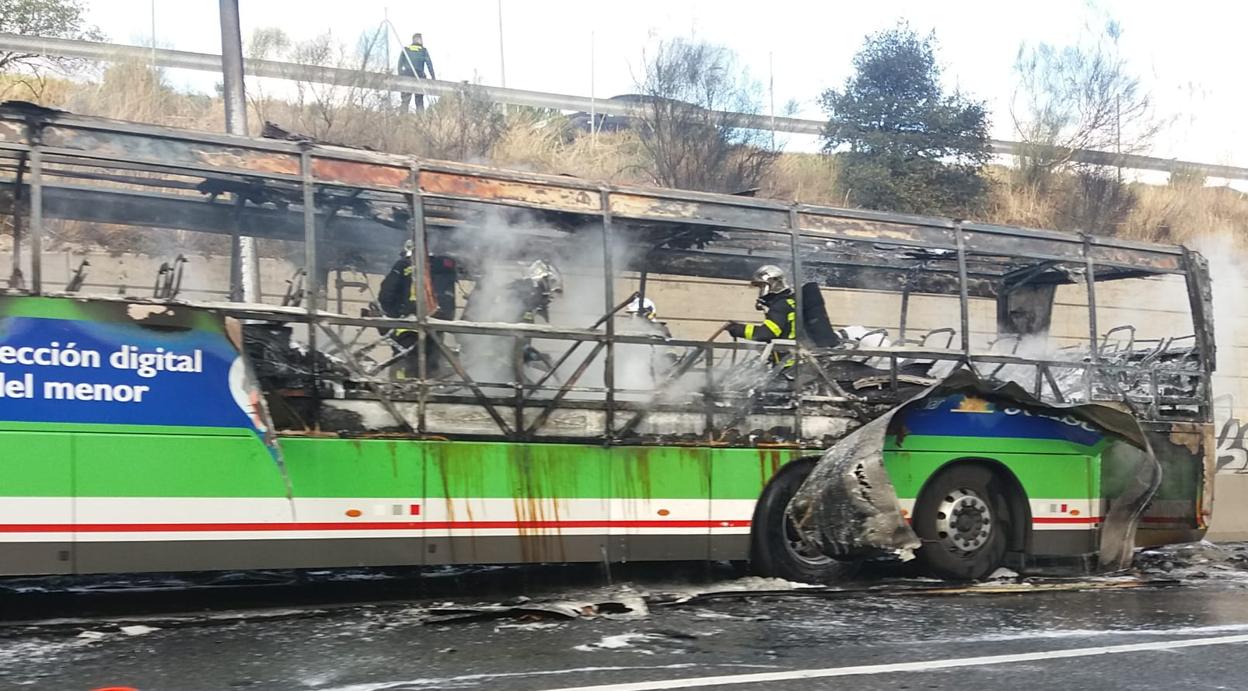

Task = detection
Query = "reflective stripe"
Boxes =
[744,324,756,340]
[763,319,782,336]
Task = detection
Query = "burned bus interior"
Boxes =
[0,103,1216,446]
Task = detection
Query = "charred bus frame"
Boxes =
[0,105,1221,579]
[0,105,1214,443]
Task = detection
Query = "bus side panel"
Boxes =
[423,441,613,565]
[608,446,712,563]
[709,448,793,560]
[279,437,425,568]
[0,428,73,575]
[883,443,1102,557]
[71,428,292,574]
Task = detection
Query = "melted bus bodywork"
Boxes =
[0,104,1216,579]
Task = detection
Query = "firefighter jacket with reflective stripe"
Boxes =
[398,44,434,79]
[379,257,439,336]
[730,291,796,342]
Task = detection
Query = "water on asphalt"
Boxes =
[6,541,1248,690]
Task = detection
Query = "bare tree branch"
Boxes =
[1012,16,1163,183]
[634,38,779,193]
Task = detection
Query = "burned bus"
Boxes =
[0,104,1216,581]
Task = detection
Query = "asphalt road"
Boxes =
[5,545,1248,691]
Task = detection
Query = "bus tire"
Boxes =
[751,458,857,584]
[913,463,1011,580]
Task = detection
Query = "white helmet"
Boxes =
[525,259,563,297]
[751,264,790,299]
[626,296,657,320]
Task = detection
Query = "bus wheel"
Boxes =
[751,459,857,584]
[913,464,1010,580]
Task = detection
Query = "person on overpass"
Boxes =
[727,265,797,366]
[398,33,436,112]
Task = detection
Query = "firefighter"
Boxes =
[398,33,436,112]
[625,296,659,325]
[624,296,672,338]
[378,240,440,378]
[624,296,678,379]
[726,264,796,366]
[512,259,563,325]
[459,259,564,383]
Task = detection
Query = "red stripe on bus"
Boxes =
[0,515,1190,533]
[0,519,754,533]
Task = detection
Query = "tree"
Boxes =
[634,38,779,193]
[821,24,992,216]
[0,0,102,94]
[1012,18,1161,183]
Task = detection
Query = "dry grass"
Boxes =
[68,62,220,130]
[4,66,1247,247]
[0,73,75,105]
[1122,183,1248,244]
[766,153,841,205]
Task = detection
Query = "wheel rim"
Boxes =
[935,488,993,554]
[782,510,833,566]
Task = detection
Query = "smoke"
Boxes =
[445,208,662,398]
[443,209,776,407]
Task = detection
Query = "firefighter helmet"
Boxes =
[750,264,790,299]
[525,259,563,297]
[626,296,657,320]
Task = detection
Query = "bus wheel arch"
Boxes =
[750,456,857,584]
[911,458,1030,580]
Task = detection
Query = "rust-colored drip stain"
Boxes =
[620,447,655,501]
[312,158,408,189]
[758,448,785,486]
[509,445,567,563]
[429,445,455,525]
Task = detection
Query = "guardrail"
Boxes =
[2,32,1246,181]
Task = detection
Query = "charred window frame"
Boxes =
[0,105,1214,437]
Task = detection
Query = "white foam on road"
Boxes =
[538,631,1248,691]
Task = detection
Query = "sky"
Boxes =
[83,0,1247,171]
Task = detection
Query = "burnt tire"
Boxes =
[751,458,857,584]
[913,463,1011,581]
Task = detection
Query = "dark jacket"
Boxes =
[398,44,435,79]
[728,290,796,342]
[378,257,413,318]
